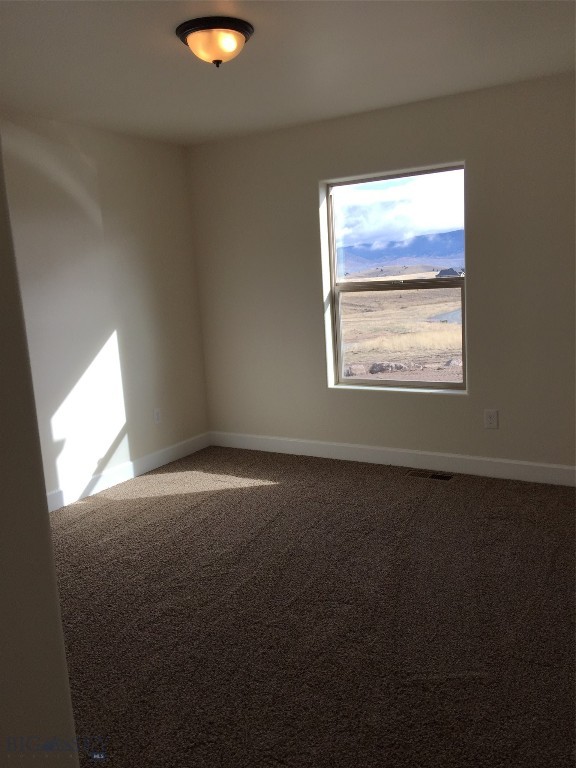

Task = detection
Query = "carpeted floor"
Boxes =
[50,447,575,767]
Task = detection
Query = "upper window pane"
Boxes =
[331,168,465,281]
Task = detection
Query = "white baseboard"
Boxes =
[47,430,574,510]
[47,433,210,512]
[209,431,576,487]
[130,433,210,477]
[47,488,66,512]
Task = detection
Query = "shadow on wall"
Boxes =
[0,118,187,510]
[2,122,132,507]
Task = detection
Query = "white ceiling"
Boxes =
[0,1,574,145]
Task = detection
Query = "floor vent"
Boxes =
[406,469,454,481]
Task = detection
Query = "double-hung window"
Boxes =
[326,166,466,390]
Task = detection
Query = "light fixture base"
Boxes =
[175,17,254,44]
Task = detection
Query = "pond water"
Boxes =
[429,308,462,324]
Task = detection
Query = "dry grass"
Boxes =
[340,287,463,378]
[347,326,461,355]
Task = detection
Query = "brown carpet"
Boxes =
[50,447,575,767]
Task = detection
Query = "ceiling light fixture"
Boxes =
[175,16,254,68]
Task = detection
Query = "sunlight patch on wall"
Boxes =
[51,331,128,505]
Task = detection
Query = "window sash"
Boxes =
[335,276,464,293]
[326,171,466,390]
[331,280,466,390]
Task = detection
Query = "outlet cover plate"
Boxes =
[484,409,499,429]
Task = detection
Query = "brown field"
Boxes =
[339,287,463,383]
[343,268,440,282]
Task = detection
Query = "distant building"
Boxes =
[436,267,463,278]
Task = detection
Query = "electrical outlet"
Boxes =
[153,408,161,425]
[483,409,499,429]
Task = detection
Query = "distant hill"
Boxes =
[337,229,464,278]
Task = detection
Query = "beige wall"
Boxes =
[1,74,573,492]
[188,73,575,466]
[1,115,208,502]
[0,137,78,766]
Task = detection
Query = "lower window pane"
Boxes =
[339,287,464,384]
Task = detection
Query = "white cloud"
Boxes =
[332,169,464,247]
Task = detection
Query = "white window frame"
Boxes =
[324,165,466,391]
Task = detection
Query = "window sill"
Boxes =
[329,383,468,395]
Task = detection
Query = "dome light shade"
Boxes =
[175,17,254,67]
